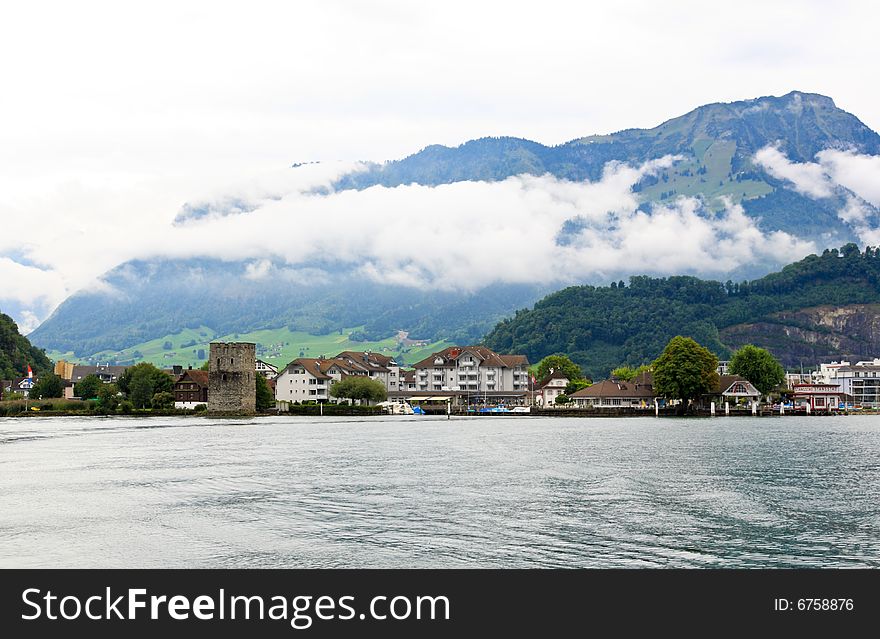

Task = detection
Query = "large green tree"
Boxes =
[611,364,652,381]
[534,354,586,382]
[330,376,387,403]
[30,373,64,399]
[74,374,102,400]
[255,374,275,411]
[729,345,785,397]
[118,363,173,396]
[652,336,719,414]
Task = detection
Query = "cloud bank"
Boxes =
[1,156,818,332]
[754,146,880,244]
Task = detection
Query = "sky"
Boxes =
[2,0,880,333]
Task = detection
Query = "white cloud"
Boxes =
[754,146,835,198]
[754,146,880,244]
[0,156,817,332]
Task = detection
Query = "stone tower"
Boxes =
[208,342,256,414]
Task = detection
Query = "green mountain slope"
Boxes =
[483,244,880,378]
[0,312,52,379]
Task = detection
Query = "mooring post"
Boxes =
[725,401,730,416]
[710,401,716,416]
[752,401,757,416]
[654,399,659,417]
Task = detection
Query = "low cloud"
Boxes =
[754,145,880,244]
[2,156,816,330]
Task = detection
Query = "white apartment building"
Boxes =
[813,358,880,407]
[274,351,401,408]
[411,346,530,394]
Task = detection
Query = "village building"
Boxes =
[399,369,417,390]
[571,372,654,408]
[335,351,400,391]
[533,371,569,407]
[827,360,880,408]
[69,364,128,384]
[255,359,279,380]
[7,377,36,398]
[791,383,852,411]
[274,356,373,408]
[173,369,209,409]
[410,346,530,394]
[707,375,762,407]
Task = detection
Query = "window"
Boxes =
[815,397,825,407]
[217,358,221,368]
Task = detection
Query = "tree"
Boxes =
[554,393,571,405]
[74,374,102,400]
[30,373,64,399]
[98,383,120,410]
[255,374,275,411]
[611,364,651,382]
[151,391,175,409]
[729,344,785,398]
[199,361,210,371]
[329,376,387,404]
[162,341,173,351]
[652,336,719,414]
[130,374,154,409]
[534,354,585,382]
[118,362,173,397]
[564,379,590,394]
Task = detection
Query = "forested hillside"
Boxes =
[0,312,52,379]
[484,245,880,378]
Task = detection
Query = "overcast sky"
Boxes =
[2,0,880,332]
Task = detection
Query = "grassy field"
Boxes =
[46,326,450,370]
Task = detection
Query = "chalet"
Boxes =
[711,375,761,406]
[791,383,852,411]
[399,370,417,390]
[173,370,209,409]
[571,372,654,408]
[534,371,569,407]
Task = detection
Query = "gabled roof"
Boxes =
[411,345,529,369]
[715,375,760,396]
[283,358,332,380]
[571,379,654,399]
[535,370,569,389]
[175,370,208,387]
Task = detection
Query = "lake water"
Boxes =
[1,414,878,568]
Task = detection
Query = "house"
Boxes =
[173,370,209,409]
[791,383,852,411]
[710,375,761,406]
[335,351,400,391]
[70,364,128,384]
[274,356,375,408]
[571,372,654,408]
[255,359,279,380]
[8,377,37,398]
[534,371,569,407]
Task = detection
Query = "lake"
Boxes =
[1,414,878,568]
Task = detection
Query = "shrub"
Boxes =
[120,401,133,414]
[193,403,207,412]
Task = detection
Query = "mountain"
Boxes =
[28,91,880,360]
[483,245,880,379]
[336,91,880,241]
[0,312,52,380]
[28,259,543,358]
